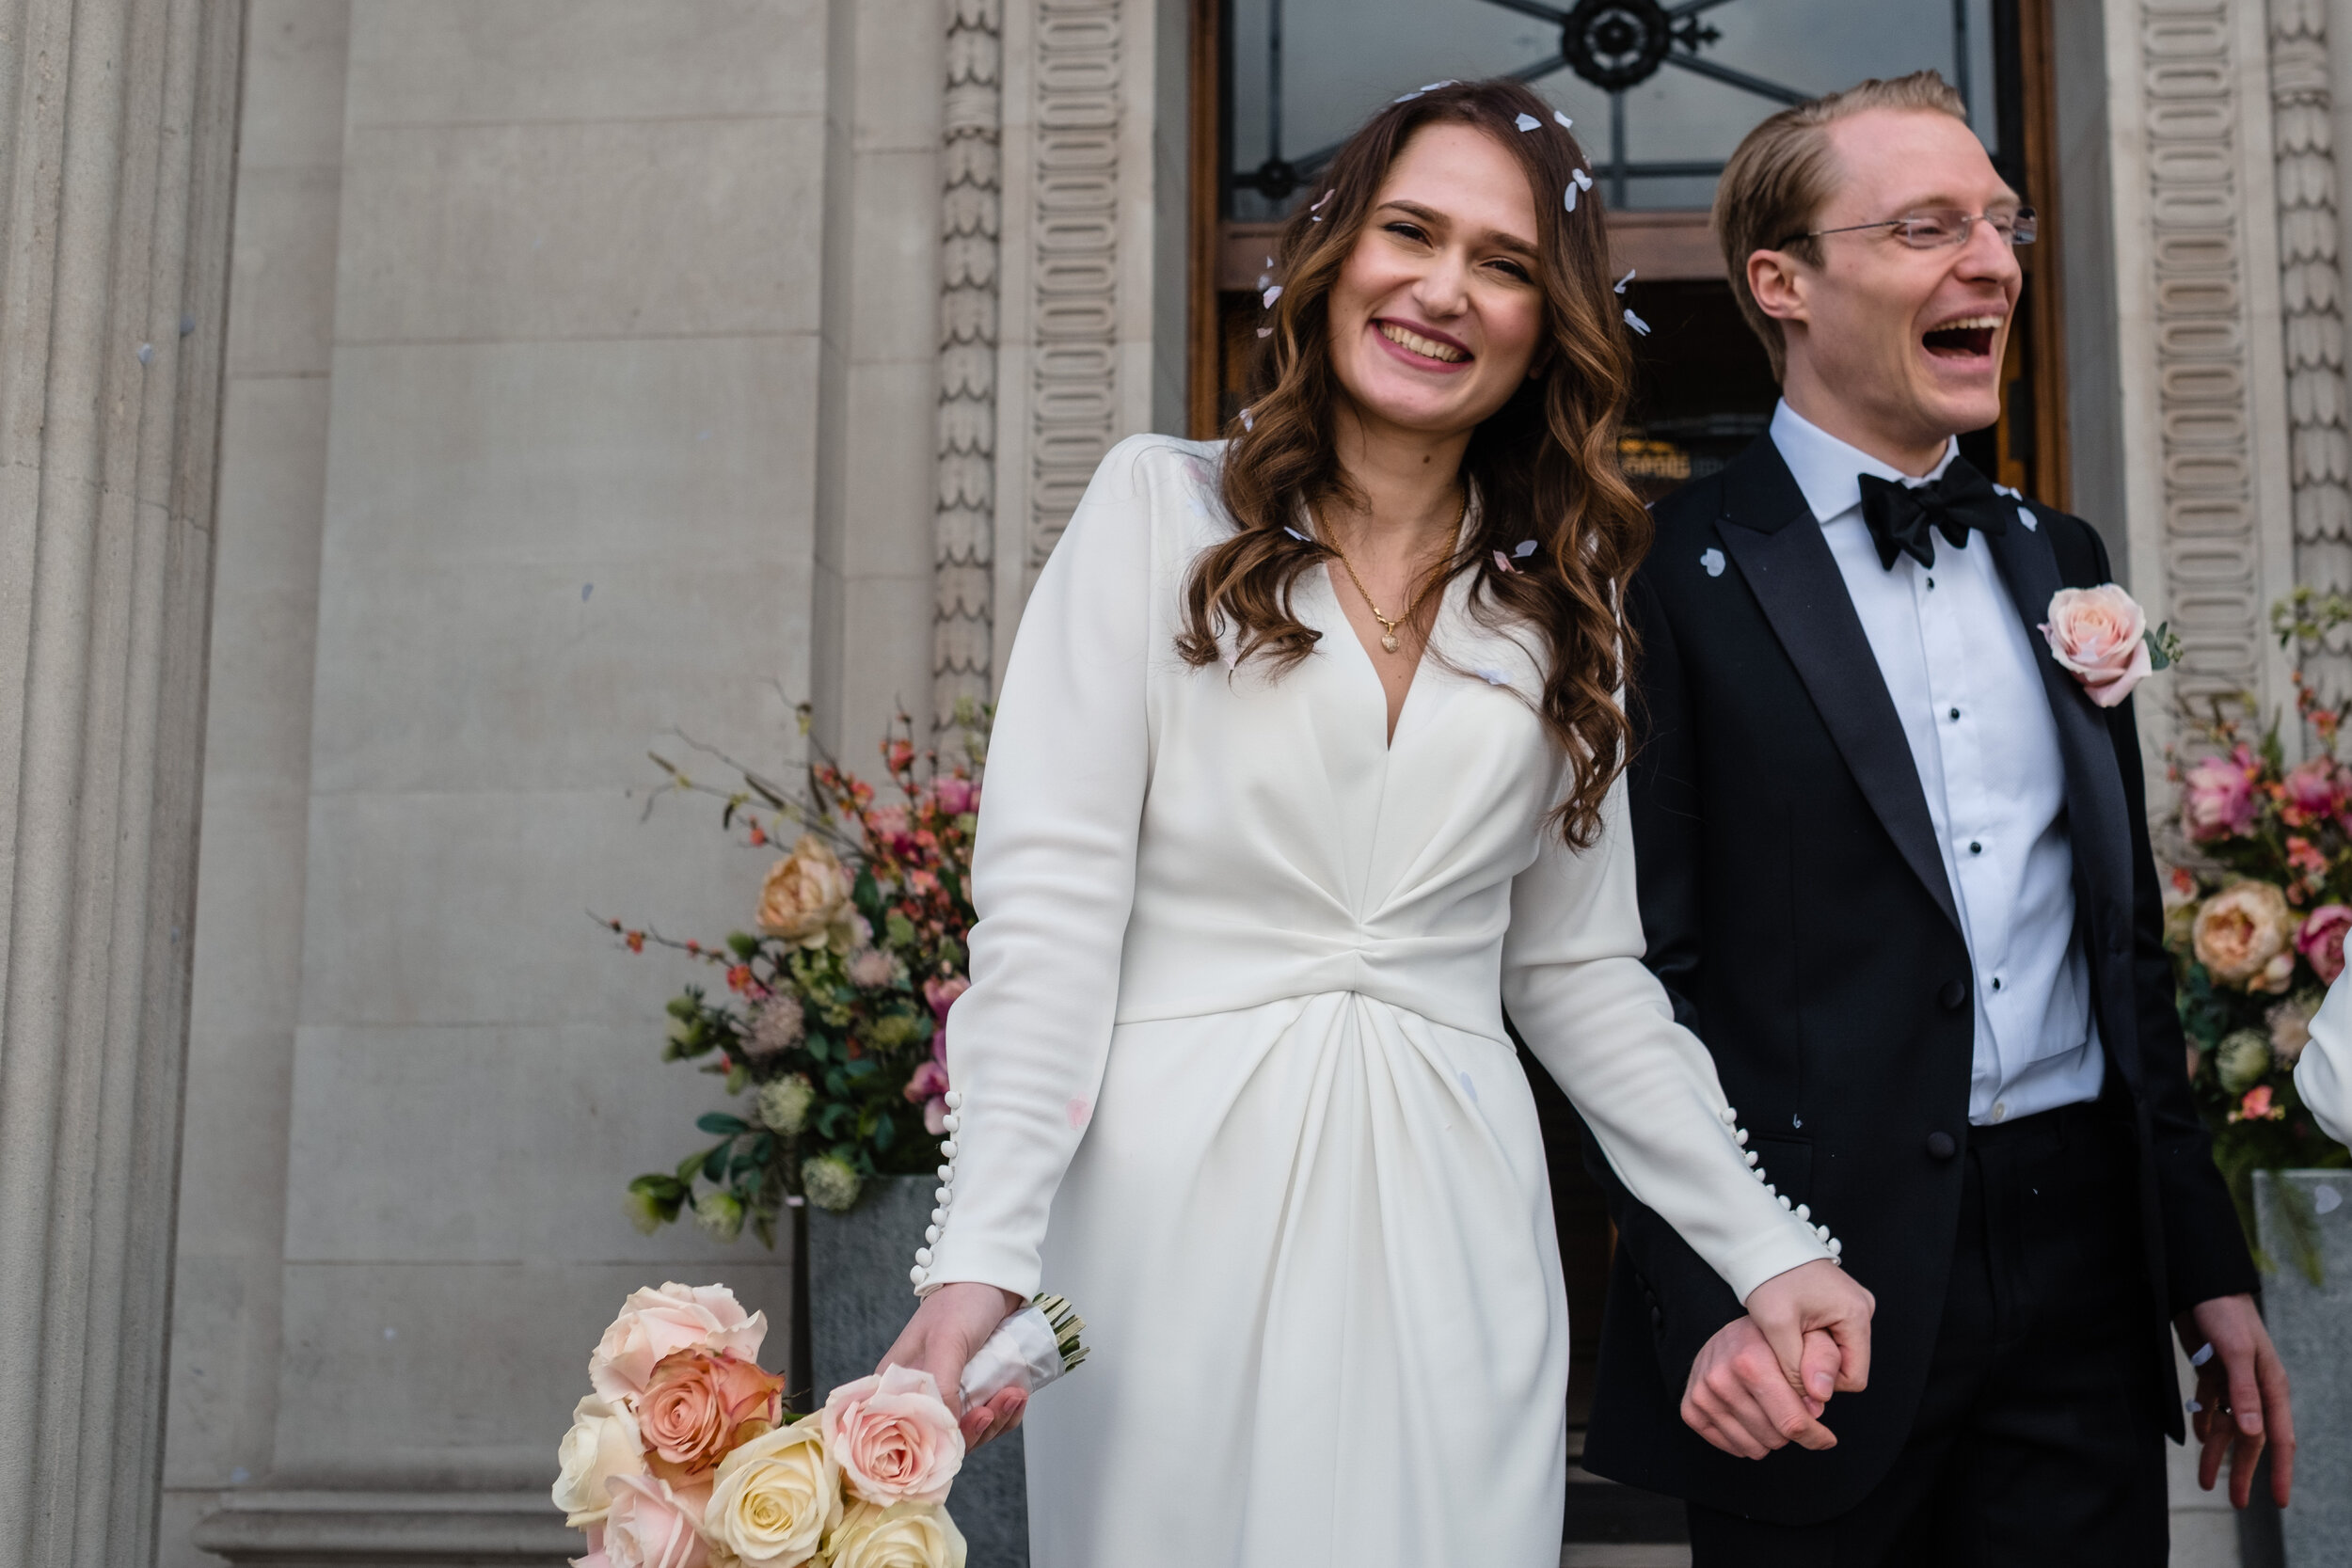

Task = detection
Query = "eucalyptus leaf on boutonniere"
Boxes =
[2039,583,2179,707]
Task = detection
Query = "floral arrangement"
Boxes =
[603,708,984,1242]
[554,1283,968,1568]
[2163,589,2352,1266]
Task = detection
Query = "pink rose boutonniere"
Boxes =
[2040,584,2181,708]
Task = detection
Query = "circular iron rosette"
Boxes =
[1561,0,1676,92]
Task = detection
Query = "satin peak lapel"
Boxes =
[1983,517,2142,1083]
[1710,446,1963,936]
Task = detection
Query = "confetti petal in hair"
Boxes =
[1614,268,1636,293]
[1571,167,1594,191]
[1514,539,1538,559]
[1263,285,1282,308]
[1257,326,1273,338]
[1473,665,1509,686]
[1311,189,1335,212]
[1264,255,1275,267]
[1564,182,1579,213]
[1623,308,1651,336]
[1393,89,1423,103]
[1514,112,1541,132]
[1554,110,1574,130]
[1419,80,1455,92]
[1240,406,1255,432]
[1492,548,1517,575]
[1284,526,1311,542]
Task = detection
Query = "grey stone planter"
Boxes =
[2252,1170,2352,1567]
[808,1175,1028,1566]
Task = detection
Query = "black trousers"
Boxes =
[1688,1100,2170,1567]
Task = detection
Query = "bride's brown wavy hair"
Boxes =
[1177,79,1647,847]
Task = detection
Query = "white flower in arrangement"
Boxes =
[550,1394,647,1528]
[745,999,805,1060]
[705,1417,843,1568]
[695,1189,747,1242]
[2217,1028,2272,1096]
[2268,992,2322,1067]
[847,947,897,990]
[802,1152,863,1213]
[825,1498,968,1568]
[758,1074,817,1134]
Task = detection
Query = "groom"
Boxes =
[1577,72,2294,1560]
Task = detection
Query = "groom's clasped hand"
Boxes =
[1693,1261,1874,1459]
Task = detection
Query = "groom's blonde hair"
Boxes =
[1715,71,1971,380]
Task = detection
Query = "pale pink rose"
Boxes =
[589,1284,768,1403]
[847,948,896,989]
[2039,585,2153,707]
[903,1058,949,1114]
[932,777,977,816]
[820,1365,965,1505]
[2298,905,2352,985]
[2183,747,2261,842]
[600,1473,711,1568]
[2193,881,2297,988]
[2283,759,2346,820]
[637,1348,787,1485]
[922,975,969,1023]
[867,804,911,844]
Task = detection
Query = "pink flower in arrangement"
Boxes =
[636,1348,787,1485]
[595,1472,711,1568]
[2298,904,2352,984]
[2232,1085,2283,1123]
[903,1059,949,1106]
[588,1283,767,1404]
[2182,746,2262,842]
[866,803,912,849]
[932,776,977,816]
[820,1365,966,1505]
[2281,758,2347,824]
[2039,584,2153,708]
[922,974,970,1024]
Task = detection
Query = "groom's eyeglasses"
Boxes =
[1780,207,2038,250]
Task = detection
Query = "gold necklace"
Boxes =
[1321,492,1467,655]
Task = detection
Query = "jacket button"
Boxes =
[1938,978,1967,1010]
[1926,1131,1957,1160]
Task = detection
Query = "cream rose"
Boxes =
[2268,992,2323,1067]
[703,1416,840,1568]
[2040,584,2153,708]
[756,836,856,949]
[825,1500,968,1568]
[601,1473,712,1568]
[553,1395,647,1528]
[2192,882,2296,989]
[820,1365,964,1505]
[590,1283,769,1402]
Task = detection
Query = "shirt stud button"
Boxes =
[1969,840,1982,854]
[1948,706,1960,721]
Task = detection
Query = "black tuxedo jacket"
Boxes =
[1576,436,2258,1523]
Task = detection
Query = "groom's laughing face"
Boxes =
[1771,107,2025,453]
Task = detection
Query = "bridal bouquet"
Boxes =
[2163,590,2352,1262]
[555,1283,1087,1568]
[603,707,984,1243]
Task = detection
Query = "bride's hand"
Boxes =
[1746,1257,1873,1401]
[878,1281,1030,1449]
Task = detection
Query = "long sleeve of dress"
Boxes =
[1503,783,1835,1304]
[919,438,1161,1300]
[2297,968,2352,1148]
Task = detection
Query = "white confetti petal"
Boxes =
[1257,326,1272,338]
[1473,666,1509,686]
[1700,547,1725,577]
[1623,308,1650,336]
[1284,526,1311,542]
[1572,167,1594,190]
[1264,254,1275,267]
[1311,189,1335,212]
[1394,89,1423,103]
[1515,112,1541,133]
[2016,504,2037,531]
[1513,538,1538,558]
[1419,80,1455,92]
[2318,1183,2343,1214]
[1554,110,1574,129]
[1240,406,1254,432]
[1614,267,1636,293]
[1492,548,1516,574]
[1564,182,1579,213]
[1263,285,1282,308]
[136,341,153,364]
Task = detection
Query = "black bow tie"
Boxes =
[1855,456,2009,570]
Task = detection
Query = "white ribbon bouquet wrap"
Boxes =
[959,1293,1089,1408]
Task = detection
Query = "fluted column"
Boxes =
[0,3,242,1565]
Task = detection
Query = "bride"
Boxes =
[882,79,1872,1566]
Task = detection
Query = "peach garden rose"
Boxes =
[2193,881,2297,991]
[820,1365,965,1505]
[589,1283,768,1403]
[756,834,858,949]
[638,1348,788,1484]
[2039,584,2153,708]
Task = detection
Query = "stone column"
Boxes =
[0,3,243,1566]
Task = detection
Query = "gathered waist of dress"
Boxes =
[1111,916,1509,1039]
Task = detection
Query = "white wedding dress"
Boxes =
[922,436,1831,1567]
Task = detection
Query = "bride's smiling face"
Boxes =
[1326,122,1548,440]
